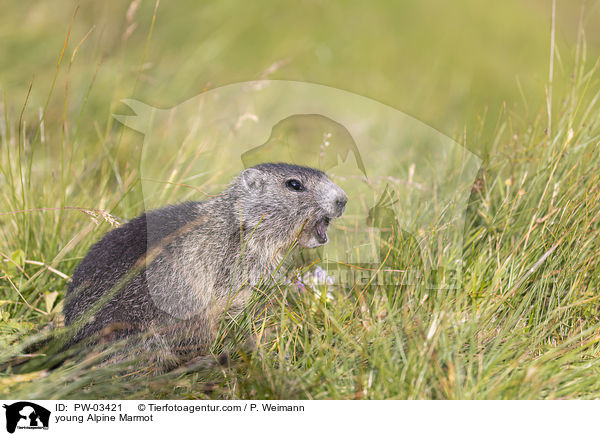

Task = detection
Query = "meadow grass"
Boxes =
[1,1,600,399]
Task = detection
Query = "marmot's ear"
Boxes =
[241,168,265,192]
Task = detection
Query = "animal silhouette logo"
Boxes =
[241,114,367,177]
[3,402,50,433]
[114,80,482,296]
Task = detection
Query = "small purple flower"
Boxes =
[287,266,335,301]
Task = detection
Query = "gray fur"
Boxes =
[64,163,347,371]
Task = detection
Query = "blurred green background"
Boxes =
[1,0,598,153]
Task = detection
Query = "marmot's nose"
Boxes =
[334,194,348,216]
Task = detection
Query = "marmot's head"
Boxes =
[235,163,347,249]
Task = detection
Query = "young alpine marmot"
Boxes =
[63,163,347,370]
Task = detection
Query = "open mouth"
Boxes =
[314,217,331,244]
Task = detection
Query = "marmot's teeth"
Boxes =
[314,217,330,244]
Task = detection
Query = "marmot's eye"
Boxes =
[286,179,305,192]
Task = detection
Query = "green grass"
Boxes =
[1,1,600,399]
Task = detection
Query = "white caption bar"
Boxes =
[0,400,594,436]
